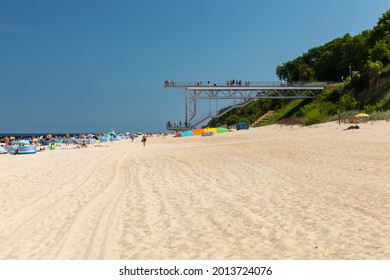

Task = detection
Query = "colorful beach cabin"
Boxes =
[175,127,230,137]
[236,122,249,130]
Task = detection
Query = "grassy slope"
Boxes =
[208,73,390,127]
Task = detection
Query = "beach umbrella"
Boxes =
[355,113,369,117]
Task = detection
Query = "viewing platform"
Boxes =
[164,80,327,90]
[164,80,327,131]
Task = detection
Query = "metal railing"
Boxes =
[164,80,327,88]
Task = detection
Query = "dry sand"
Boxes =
[1,121,390,260]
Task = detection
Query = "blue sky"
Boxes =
[1,0,389,133]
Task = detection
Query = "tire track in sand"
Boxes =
[0,153,114,259]
[54,149,136,259]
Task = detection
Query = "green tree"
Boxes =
[363,104,377,114]
[341,32,370,72]
[225,114,240,126]
[339,94,357,111]
[364,60,383,77]
[304,109,322,125]
[368,10,390,47]
[302,66,315,81]
[370,40,390,65]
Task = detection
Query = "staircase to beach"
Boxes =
[251,110,276,127]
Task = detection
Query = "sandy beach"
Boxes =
[1,121,390,260]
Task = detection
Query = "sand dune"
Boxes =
[1,121,390,259]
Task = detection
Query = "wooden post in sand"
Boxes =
[338,109,341,125]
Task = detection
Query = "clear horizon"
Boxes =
[1,0,389,133]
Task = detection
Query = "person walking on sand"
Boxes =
[141,134,147,147]
[65,133,70,146]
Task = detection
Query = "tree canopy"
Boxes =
[276,10,390,82]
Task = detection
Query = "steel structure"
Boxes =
[165,81,326,131]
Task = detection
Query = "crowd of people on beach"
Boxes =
[1,133,97,147]
[0,131,170,155]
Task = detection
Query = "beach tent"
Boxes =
[0,146,7,154]
[99,136,111,142]
[73,139,96,145]
[107,131,120,141]
[236,122,249,130]
[5,145,36,155]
